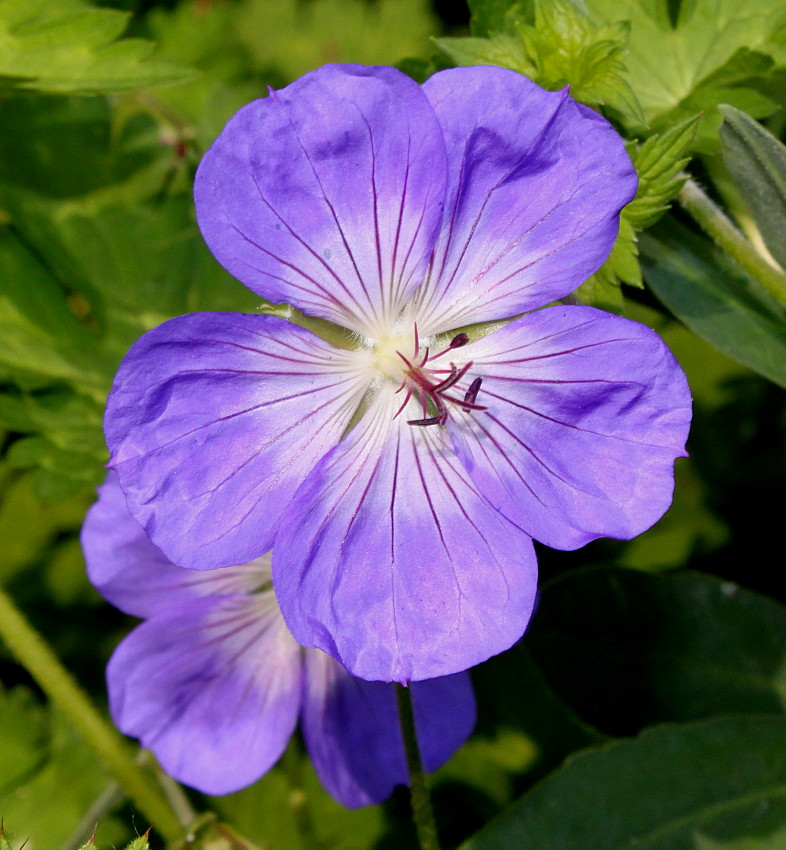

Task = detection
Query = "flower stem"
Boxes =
[0,585,184,844]
[677,177,786,309]
[395,684,441,850]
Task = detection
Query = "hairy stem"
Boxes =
[678,178,786,309]
[396,684,441,850]
[0,586,184,844]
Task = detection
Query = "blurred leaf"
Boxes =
[528,569,786,734]
[640,218,786,390]
[0,708,126,850]
[0,467,90,581]
[467,0,531,37]
[585,0,786,149]
[238,0,439,85]
[439,0,645,125]
[0,94,167,200]
[439,643,598,812]
[720,104,786,270]
[616,460,729,570]
[461,716,786,850]
[0,230,112,393]
[0,0,196,93]
[0,683,47,797]
[213,749,385,850]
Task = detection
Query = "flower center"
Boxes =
[376,325,486,428]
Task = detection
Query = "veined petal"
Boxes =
[411,66,637,336]
[451,306,692,550]
[83,472,269,618]
[105,313,370,570]
[274,385,538,683]
[195,64,448,338]
[107,595,301,795]
[301,650,475,808]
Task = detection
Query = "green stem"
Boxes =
[395,685,441,850]
[0,586,184,844]
[678,177,786,309]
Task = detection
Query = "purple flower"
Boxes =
[82,473,475,803]
[104,64,691,684]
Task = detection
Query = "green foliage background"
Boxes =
[3,1,786,848]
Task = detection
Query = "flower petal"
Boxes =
[301,650,475,807]
[82,472,269,618]
[105,313,369,569]
[450,305,692,550]
[107,595,301,795]
[274,385,538,683]
[195,64,448,338]
[411,66,637,335]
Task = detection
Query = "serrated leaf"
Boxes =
[586,0,786,147]
[435,33,534,76]
[528,569,786,735]
[625,114,701,228]
[719,104,786,271]
[461,716,786,850]
[576,216,640,312]
[440,0,645,125]
[640,218,786,389]
[0,0,196,93]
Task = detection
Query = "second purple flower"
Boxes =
[104,64,691,683]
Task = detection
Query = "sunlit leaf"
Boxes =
[0,0,196,93]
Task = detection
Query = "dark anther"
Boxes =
[464,377,483,406]
[449,333,469,349]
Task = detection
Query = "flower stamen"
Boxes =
[384,329,486,428]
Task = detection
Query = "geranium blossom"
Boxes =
[104,64,691,683]
[82,473,475,803]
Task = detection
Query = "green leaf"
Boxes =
[435,33,534,75]
[467,0,531,36]
[576,115,700,309]
[528,569,786,733]
[213,747,385,850]
[0,230,113,393]
[0,684,47,798]
[616,459,729,570]
[0,0,196,93]
[440,0,646,125]
[0,708,127,850]
[460,716,786,850]
[0,93,166,200]
[0,467,90,581]
[719,104,786,271]
[585,0,786,148]
[575,217,638,314]
[640,218,786,389]
[626,114,701,229]
[236,0,438,85]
